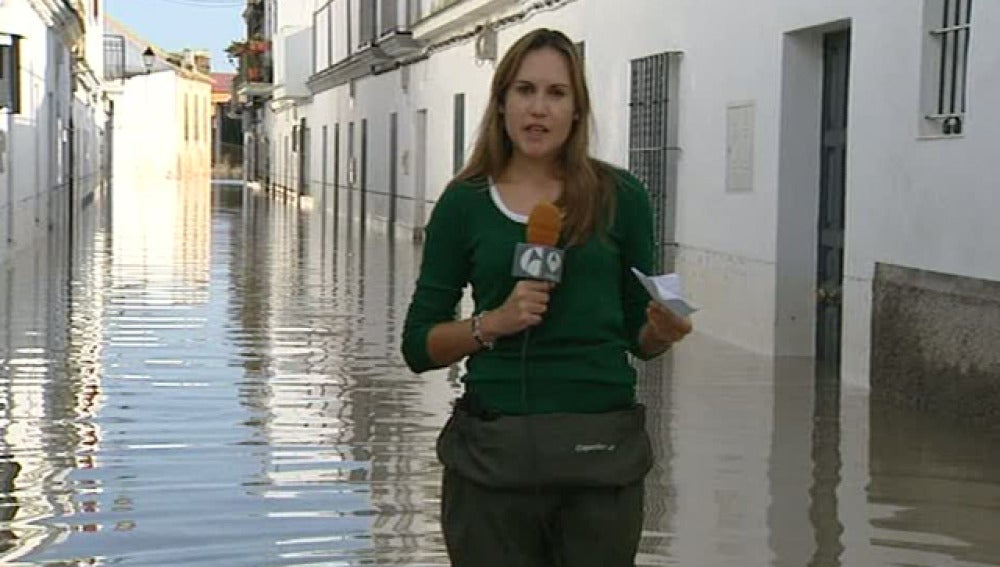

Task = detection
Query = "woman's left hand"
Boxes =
[645,301,693,344]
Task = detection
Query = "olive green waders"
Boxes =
[436,400,653,566]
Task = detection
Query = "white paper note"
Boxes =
[631,267,700,317]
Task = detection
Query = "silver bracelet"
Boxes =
[471,312,495,350]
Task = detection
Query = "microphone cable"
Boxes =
[520,327,534,484]
[520,326,557,551]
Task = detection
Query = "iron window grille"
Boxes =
[0,33,21,114]
[359,0,377,49]
[407,0,422,26]
[381,0,398,36]
[927,0,972,135]
[629,52,679,272]
[103,34,126,81]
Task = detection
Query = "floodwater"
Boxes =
[1,178,998,566]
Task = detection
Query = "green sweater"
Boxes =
[402,168,655,414]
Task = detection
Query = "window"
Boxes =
[359,0,376,48]
[629,52,681,271]
[407,0,422,25]
[381,0,398,35]
[921,0,972,136]
[453,93,465,174]
[270,0,278,36]
[103,34,125,82]
[0,34,22,114]
[313,2,334,72]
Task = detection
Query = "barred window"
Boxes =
[0,33,21,114]
[407,0,422,26]
[629,52,681,271]
[921,0,972,136]
[381,0,398,35]
[359,0,376,48]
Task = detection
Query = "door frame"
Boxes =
[774,20,852,362]
[815,29,851,369]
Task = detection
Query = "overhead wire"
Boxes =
[151,0,245,7]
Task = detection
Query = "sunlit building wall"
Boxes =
[0,0,109,267]
[104,18,212,185]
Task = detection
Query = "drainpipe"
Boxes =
[4,109,13,249]
[67,115,74,269]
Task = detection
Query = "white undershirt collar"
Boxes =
[489,180,528,224]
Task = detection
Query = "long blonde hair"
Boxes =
[455,28,614,246]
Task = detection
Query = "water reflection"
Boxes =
[227,187,455,565]
[808,367,844,567]
[660,335,1000,567]
[636,355,677,564]
[1,179,999,565]
[867,397,1000,565]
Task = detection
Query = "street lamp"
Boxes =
[142,46,155,73]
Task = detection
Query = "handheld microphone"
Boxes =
[511,202,564,283]
[511,203,564,493]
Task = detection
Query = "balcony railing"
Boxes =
[313,0,423,76]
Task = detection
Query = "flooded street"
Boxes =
[1,180,999,566]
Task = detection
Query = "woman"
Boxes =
[402,28,692,567]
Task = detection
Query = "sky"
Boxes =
[106,0,245,72]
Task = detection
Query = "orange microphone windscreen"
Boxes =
[526,202,562,247]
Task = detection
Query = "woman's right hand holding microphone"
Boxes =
[477,280,552,343]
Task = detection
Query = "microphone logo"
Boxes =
[519,246,546,278]
[512,244,563,283]
[545,250,562,274]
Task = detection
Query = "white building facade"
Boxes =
[103,21,214,185]
[254,0,999,396]
[0,0,109,267]
[0,2,109,561]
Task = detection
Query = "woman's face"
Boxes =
[501,47,576,163]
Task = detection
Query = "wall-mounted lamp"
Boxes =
[142,46,155,73]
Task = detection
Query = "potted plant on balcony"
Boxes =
[247,36,270,54]
[225,40,249,59]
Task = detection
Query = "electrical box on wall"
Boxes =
[726,101,755,192]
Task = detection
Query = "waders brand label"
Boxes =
[574,443,617,453]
